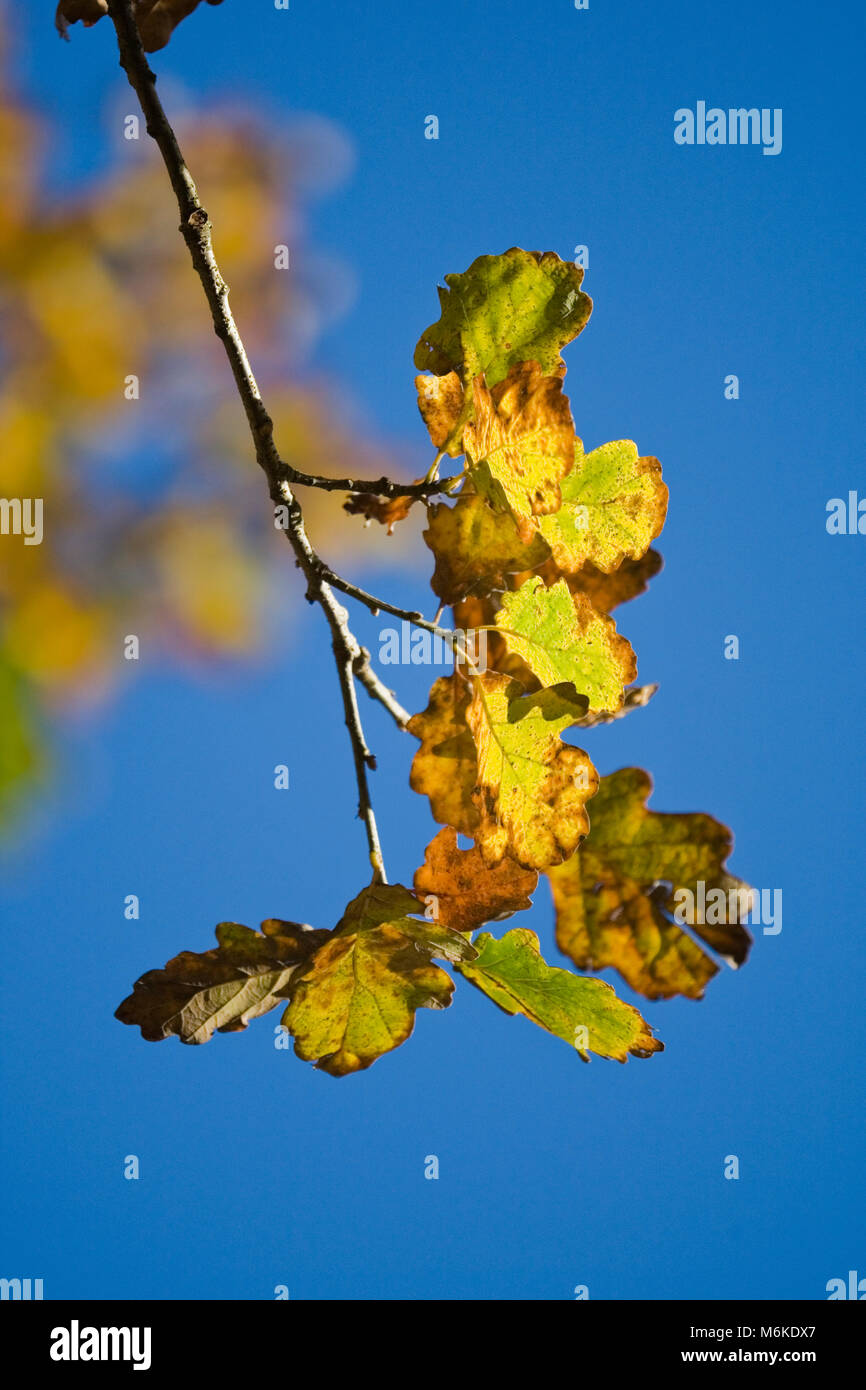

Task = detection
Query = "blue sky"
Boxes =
[1,0,864,1299]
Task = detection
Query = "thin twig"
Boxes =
[104,0,398,881]
[290,468,451,500]
[319,566,470,664]
[305,558,458,645]
[352,649,412,731]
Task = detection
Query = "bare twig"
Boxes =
[104,8,452,508]
[313,563,469,662]
[105,0,422,882]
[291,469,451,500]
[352,649,412,731]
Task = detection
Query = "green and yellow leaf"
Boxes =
[466,671,597,870]
[496,575,636,714]
[413,247,592,396]
[284,883,475,1076]
[457,928,662,1062]
[537,439,667,574]
[464,362,575,539]
[548,768,753,1000]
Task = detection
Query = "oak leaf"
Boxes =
[464,362,575,540]
[284,883,475,1076]
[424,490,549,605]
[451,595,655,727]
[414,248,592,394]
[414,827,537,935]
[414,371,465,457]
[408,673,479,835]
[115,918,330,1044]
[343,487,418,533]
[507,551,664,615]
[466,672,597,870]
[548,768,753,1000]
[457,928,662,1062]
[565,550,663,612]
[496,575,636,714]
[452,591,651,730]
[56,0,225,52]
[537,440,668,574]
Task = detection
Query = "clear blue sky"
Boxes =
[2,0,864,1300]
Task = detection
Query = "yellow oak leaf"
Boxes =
[464,361,575,540]
[414,370,465,456]
[537,439,668,574]
[466,672,597,870]
[424,490,549,605]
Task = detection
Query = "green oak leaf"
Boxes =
[413,248,591,448]
[284,883,476,1076]
[496,575,636,714]
[457,928,662,1061]
[538,439,668,574]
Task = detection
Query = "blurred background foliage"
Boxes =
[0,9,416,832]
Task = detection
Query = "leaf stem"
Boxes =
[423,450,445,485]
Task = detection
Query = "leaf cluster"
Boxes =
[118,251,752,1075]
